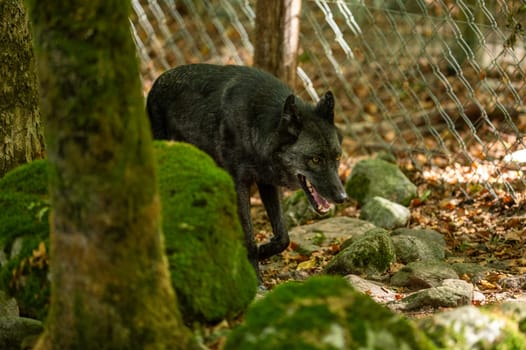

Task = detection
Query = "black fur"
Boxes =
[147,64,347,281]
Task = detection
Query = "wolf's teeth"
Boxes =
[306,179,313,192]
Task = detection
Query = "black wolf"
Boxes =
[147,64,347,280]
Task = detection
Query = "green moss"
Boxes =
[0,145,257,325]
[225,276,436,350]
[0,234,50,320]
[420,305,526,349]
[0,160,48,196]
[345,173,370,205]
[325,228,396,276]
[0,192,48,247]
[0,161,50,320]
[155,141,257,324]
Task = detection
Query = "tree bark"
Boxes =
[0,0,45,177]
[254,0,302,87]
[25,1,196,348]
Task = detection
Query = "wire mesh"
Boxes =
[130,0,526,201]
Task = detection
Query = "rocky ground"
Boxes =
[252,156,526,313]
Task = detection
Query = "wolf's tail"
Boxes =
[146,89,169,140]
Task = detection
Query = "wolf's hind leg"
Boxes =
[257,183,290,260]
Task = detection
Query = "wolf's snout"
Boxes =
[334,191,348,204]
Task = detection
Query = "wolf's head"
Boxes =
[276,91,348,214]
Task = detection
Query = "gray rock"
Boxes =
[325,228,396,277]
[288,217,376,255]
[391,228,446,263]
[499,274,526,290]
[283,190,335,229]
[344,274,398,303]
[391,261,459,289]
[0,316,43,350]
[345,158,417,206]
[419,303,526,348]
[394,279,473,311]
[360,196,410,229]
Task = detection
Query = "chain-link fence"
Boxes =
[130,0,526,201]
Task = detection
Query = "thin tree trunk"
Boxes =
[254,0,302,87]
[0,0,44,177]
[26,1,196,348]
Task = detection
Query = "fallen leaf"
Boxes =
[478,279,498,290]
[296,258,317,270]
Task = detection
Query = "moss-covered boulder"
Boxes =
[325,228,396,277]
[1,144,257,325]
[225,276,437,350]
[155,141,257,324]
[345,158,417,206]
[0,160,50,320]
[419,303,526,349]
[391,228,446,264]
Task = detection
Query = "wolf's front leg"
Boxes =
[235,181,262,281]
[257,183,290,260]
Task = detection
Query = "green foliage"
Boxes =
[225,276,437,350]
[155,141,257,324]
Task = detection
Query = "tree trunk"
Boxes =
[25,1,196,348]
[0,0,44,177]
[254,0,302,87]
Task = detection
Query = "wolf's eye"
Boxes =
[311,156,320,164]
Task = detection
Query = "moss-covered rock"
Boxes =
[345,158,416,206]
[325,228,396,277]
[225,276,437,350]
[0,160,50,320]
[419,303,526,349]
[0,146,257,325]
[0,160,48,196]
[155,141,257,324]
[391,228,446,264]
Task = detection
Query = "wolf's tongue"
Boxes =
[305,179,331,213]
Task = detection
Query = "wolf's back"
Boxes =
[147,64,233,140]
[146,64,293,146]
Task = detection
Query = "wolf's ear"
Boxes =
[315,91,335,123]
[279,94,301,137]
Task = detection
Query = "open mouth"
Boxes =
[298,174,332,214]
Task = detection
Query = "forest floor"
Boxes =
[247,134,526,297]
[252,150,526,292]
[202,158,525,349]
